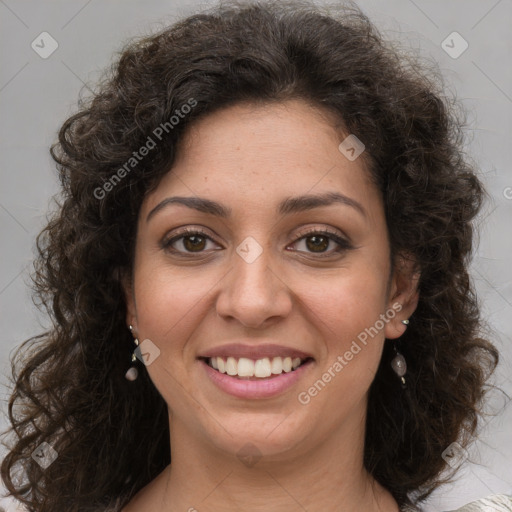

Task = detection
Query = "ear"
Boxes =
[118,266,138,333]
[384,252,420,340]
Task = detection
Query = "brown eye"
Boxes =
[291,229,353,257]
[181,234,207,252]
[162,229,219,255]
[304,234,330,253]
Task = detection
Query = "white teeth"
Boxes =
[237,357,255,377]
[226,357,237,376]
[271,356,283,374]
[254,357,271,378]
[207,355,307,377]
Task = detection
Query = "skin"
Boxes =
[122,99,419,511]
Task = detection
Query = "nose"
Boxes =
[215,242,293,329]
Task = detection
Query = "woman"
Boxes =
[1,1,509,511]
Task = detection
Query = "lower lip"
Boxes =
[199,359,314,399]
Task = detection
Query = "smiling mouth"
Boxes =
[198,356,314,380]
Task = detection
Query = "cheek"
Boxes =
[296,275,387,413]
[132,268,211,406]
[293,266,388,386]
[134,267,214,345]
[293,267,389,339]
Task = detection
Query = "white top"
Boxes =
[401,495,512,512]
[445,494,512,511]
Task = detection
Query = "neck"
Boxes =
[154,408,399,512]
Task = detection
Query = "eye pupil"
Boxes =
[184,235,206,252]
[306,235,329,252]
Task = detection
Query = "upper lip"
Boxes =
[198,343,314,361]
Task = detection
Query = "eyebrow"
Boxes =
[146,191,367,223]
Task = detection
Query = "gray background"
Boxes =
[0,0,511,510]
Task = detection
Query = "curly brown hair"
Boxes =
[1,1,499,510]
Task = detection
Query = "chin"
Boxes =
[204,417,310,462]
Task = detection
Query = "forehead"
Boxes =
[142,99,381,222]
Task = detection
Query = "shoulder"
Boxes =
[444,494,512,512]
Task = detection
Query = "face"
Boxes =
[124,99,418,462]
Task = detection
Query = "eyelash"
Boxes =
[161,227,353,258]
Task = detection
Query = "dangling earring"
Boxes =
[125,325,140,381]
[391,319,409,388]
